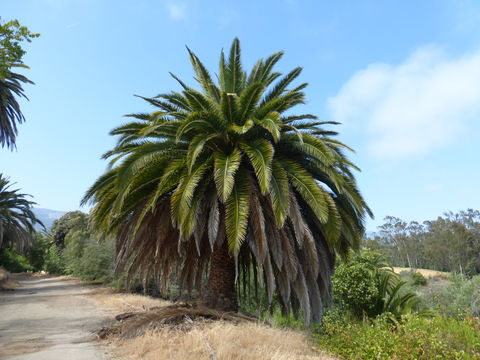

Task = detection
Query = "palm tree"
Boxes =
[83,38,372,324]
[0,174,42,253]
[0,65,33,149]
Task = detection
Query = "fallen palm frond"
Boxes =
[98,302,258,340]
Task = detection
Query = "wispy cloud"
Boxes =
[328,47,480,159]
[66,22,80,29]
[167,3,187,20]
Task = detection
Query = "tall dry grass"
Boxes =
[113,321,334,360]
[92,289,335,360]
[392,267,448,279]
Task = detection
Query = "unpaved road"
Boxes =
[0,275,110,359]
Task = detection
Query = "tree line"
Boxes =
[365,209,480,275]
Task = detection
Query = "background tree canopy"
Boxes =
[365,209,480,275]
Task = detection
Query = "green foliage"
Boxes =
[0,248,33,272]
[400,270,428,286]
[420,274,480,317]
[26,233,49,271]
[368,210,480,275]
[50,211,88,248]
[44,243,65,274]
[0,18,39,76]
[316,314,480,360]
[333,257,379,316]
[44,212,116,282]
[67,237,115,282]
[333,250,421,319]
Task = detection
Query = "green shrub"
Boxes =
[410,271,428,286]
[334,260,379,316]
[316,314,480,360]
[73,238,115,282]
[26,234,49,271]
[420,274,480,317]
[333,250,420,319]
[0,248,33,272]
[44,243,66,274]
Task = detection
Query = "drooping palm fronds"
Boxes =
[0,66,33,149]
[0,174,43,252]
[83,38,372,324]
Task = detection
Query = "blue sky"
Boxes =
[2,0,480,231]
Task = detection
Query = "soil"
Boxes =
[0,274,111,359]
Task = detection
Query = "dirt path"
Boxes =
[0,275,110,359]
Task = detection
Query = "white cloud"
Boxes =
[328,47,480,158]
[167,3,187,20]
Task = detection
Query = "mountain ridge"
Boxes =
[33,207,67,229]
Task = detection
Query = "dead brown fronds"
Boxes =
[98,303,257,340]
[111,321,335,360]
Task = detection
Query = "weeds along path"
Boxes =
[0,275,109,360]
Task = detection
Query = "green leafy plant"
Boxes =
[316,314,480,360]
[0,248,32,272]
[333,250,421,320]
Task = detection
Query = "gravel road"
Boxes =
[0,275,110,359]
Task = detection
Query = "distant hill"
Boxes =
[33,208,67,230]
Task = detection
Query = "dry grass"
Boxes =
[112,321,334,360]
[392,267,449,279]
[91,287,171,314]
[93,289,335,360]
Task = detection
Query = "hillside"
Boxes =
[33,208,66,229]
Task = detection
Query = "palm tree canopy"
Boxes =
[0,66,33,149]
[0,174,43,252]
[83,38,372,324]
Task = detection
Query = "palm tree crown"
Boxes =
[0,174,42,252]
[83,38,372,324]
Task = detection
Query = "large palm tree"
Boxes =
[0,174,42,253]
[0,65,33,149]
[83,39,372,324]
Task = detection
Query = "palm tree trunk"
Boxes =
[203,240,238,312]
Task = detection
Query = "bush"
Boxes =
[420,274,480,317]
[0,248,33,272]
[333,259,379,316]
[44,243,66,274]
[26,234,49,271]
[333,250,420,319]
[410,271,428,286]
[316,314,480,360]
[73,238,115,282]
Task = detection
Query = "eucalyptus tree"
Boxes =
[83,39,371,324]
[0,174,42,253]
